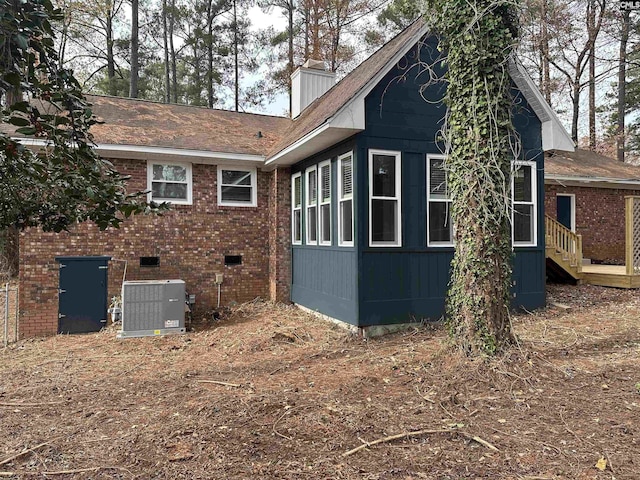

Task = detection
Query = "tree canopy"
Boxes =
[0,0,162,232]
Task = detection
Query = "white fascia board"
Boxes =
[545,174,640,189]
[264,123,361,169]
[508,59,575,152]
[13,138,265,166]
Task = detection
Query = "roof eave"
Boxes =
[15,138,265,165]
[545,174,640,189]
[264,123,362,169]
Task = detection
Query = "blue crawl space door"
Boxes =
[55,256,111,334]
[556,195,574,231]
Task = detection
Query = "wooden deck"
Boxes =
[545,212,640,289]
[580,264,640,289]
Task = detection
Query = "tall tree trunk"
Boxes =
[288,0,294,113]
[233,0,239,112]
[106,6,116,96]
[207,1,215,108]
[169,0,177,103]
[587,0,596,149]
[129,0,139,98]
[571,80,580,144]
[162,0,170,103]
[618,10,630,162]
[541,0,551,103]
[440,0,518,355]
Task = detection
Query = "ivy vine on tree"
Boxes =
[0,0,164,233]
[425,0,521,355]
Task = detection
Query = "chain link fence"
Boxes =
[1,283,18,346]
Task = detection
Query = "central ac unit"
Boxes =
[118,280,186,338]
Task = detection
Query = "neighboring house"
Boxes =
[16,20,573,338]
[545,149,640,265]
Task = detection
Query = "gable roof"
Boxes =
[265,18,574,166]
[266,20,426,164]
[546,149,640,188]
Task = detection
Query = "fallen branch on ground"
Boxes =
[196,380,241,387]
[342,427,499,457]
[0,441,51,466]
[0,466,124,476]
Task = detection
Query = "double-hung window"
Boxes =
[292,172,302,245]
[217,166,257,206]
[369,150,401,247]
[338,153,354,246]
[319,160,332,245]
[512,161,537,246]
[427,154,453,246]
[148,161,192,204]
[306,166,318,244]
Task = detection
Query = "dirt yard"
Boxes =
[1,284,639,479]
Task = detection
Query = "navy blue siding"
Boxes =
[356,37,546,326]
[290,139,359,325]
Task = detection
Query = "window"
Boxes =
[148,161,192,204]
[427,154,453,246]
[319,160,332,245]
[292,172,302,245]
[306,166,318,244]
[512,161,537,246]
[369,150,401,247]
[338,152,354,247]
[217,166,257,207]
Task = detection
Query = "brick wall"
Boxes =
[268,167,291,303]
[545,184,640,264]
[19,159,292,338]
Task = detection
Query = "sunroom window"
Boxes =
[319,160,332,245]
[306,166,318,244]
[292,172,302,245]
[512,161,537,246]
[369,150,401,247]
[338,153,354,246]
[148,161,192,204]
[427,155,453,246]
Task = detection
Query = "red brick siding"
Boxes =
[19,159,292,338]
[268,167,291,303]
[544,185,640,264]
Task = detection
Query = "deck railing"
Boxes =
[545,215,583,272]
[625,196,640,276]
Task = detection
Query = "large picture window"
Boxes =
[427,154,453,246]
[217,166,257,206]
[512,161,537,246]
[338,153,354,247]
[369,150,401,247]
[148,161,192,204]
[306,166,318,244]
[292,172,302,245]
[319,160,332,245]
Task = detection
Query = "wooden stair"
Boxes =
[545,215,583,281]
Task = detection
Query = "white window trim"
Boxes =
[556,193,576,232]
[338,152,354,247]
[512,160,537,247]
[318,159,332,246]
[369,149,402,247]
[217,166,257,207]
[292,172,302,245]
[426,153,454,247]
[305,165,318,245]
[147,160,193,205]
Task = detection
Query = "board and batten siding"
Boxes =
[290,139,359,325]
[355,37,546,326]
